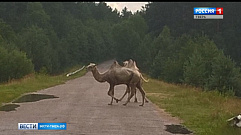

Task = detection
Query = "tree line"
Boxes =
[134,2,241,96]
[0,2,240,96]
[0,2,119,81]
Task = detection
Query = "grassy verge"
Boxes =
[143,78,241,135]
[0,66,87,107]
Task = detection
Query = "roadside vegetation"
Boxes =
[144,78,241,135]
[0,66,86,107]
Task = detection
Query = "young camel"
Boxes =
[118,59,149,103]
[86,61,146,106]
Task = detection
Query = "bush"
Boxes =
[0,46,34,83]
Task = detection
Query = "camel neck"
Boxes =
[91,67,107,83]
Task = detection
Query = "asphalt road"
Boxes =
[0,60,190,135]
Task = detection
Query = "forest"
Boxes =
[0,2,240,96]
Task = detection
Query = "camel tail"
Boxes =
[140,74,149,82]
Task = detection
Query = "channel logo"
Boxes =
[18,123,38,130]
[194,7,223,15]
[18,123,66,130]
[194,7,223,19]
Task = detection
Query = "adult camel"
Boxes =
[119,59,149,103]
[86,61,146,106]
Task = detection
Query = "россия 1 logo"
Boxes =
[194,7,223,19]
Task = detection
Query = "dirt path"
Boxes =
[0,60,192,135]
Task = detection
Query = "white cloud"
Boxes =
[106,2,148,13]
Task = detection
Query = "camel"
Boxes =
[123,59,149,83]
[86,61,146,106]
[119,59,149,103]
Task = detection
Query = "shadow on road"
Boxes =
[0,104,20,112]
[165,124,192,134]
[0,94,59,112]
[13,94,59,103]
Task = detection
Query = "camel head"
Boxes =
[86,63,96,71]
[123,61,128,67]
[123,59,140,71]
[123,59,133,67]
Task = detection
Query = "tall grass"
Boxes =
[143,78,241,135]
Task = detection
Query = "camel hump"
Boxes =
[110,60,122,69]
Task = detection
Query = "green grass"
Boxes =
[143,78,241,135]
[0,66,87,107]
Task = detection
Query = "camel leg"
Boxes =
[136,82,146,106]
[107,89,114,105]
[112,90,119,103]
[123,85,135,106]
[136,84,149,103]
[145,97,149,103]
[127,87,130,98]
[118,85,130,101]
[133,88,148,103]
[107,84,119,105]
[134,88,138,103]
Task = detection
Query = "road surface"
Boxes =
[0,60,191,135]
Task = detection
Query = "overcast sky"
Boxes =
[105,2,148,13]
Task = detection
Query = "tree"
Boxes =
[112,19,141,61]
[150,26,174,79]
[163,34,197,83]
[17,25,52,73]
[121,7,132,19]
[183,49,208,87]
[183,36,226,89]
[128,14,148,39]
[25,2,50,29]
[134,34,153,73]
[209,52,241,95]
[0,2,28,32]
[0,19,17,45]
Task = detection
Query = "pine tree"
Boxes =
[209,52,241,95]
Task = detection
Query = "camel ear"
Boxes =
[128,59,133,64]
